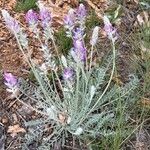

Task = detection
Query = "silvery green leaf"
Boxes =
[140,2,150,9]
[63,87,70,92]
[90,85,96,99]
[47,106,57,120]
[73,127,83,135]
[18,31,28,48]
[67,116,71,124]
[114,5,121,19]
[61,55,67,67]
[90,26,99,46]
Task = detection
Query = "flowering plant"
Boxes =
[4,72,19,98]
[2,3,138,148]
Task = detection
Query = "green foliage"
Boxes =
[15,0,37,12]
[55,28,72,55]
[28,70,36,82]
[2,4,140,149]
[132,20,150,96]
[19,56,139,149]
[139,0,150,10]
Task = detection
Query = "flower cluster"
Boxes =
[25,6,53,74]
[64,9,76,30]
[61,4,88,84]
[1,10,21,34]
[25,9,38,33]
[76,4,86,25]
[103,16,117,41]
[71,39,86,62]
[64,4,86,36]
[25,6,51,31]
[39,7,52,28]
[64,4,87,63]
[25,10,38,26]
[4,72,19,98]
[63,68,74,81]
[2,10,28,49]
[4,72,18,89]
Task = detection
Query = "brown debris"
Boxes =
[7,124,26,137]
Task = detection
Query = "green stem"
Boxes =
[15,34,52,104]
[89,45,94,70]
[78,38,116,125]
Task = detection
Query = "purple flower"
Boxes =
[1,10,20,33]
[103,15,117,40]
[76,4,86,20]
[64,9,76,28]
[25,9,38,26]
[4,72,18,89]
[73,27,84,40]
[72,39,86,62]
[39,7,52,27]
[63,68,74,80]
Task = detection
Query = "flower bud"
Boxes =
[39,7,52,27]
[4,72,19,98]
[73,27,84,40]
[76,4,86,19]
[90,26,99,46]
[63,68,74,81]
[4,72,18,89]
[64,9,76,28]
[73,39,86,62]
[25,9,38,26]
[103,15,117,41]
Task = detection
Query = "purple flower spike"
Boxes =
[25,9,38,26]
[103,15,117,40]
[64,9,76,28]
[64,15,73,27]
[63,68,74,80]
[76,4,86,20]
[39,7,52,27]
[1,10,20,34]
[4,72,18,89]
[73,27,84,40]
[72,39,86,62]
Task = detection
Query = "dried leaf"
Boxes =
[58,113,66,124]
[38,0,78,26]
[133,0,139,5]
[135,11,149,26]
[7,124,26,137]
[12,113,18,123]
[7,0,17,9]
[112,75,123,86]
